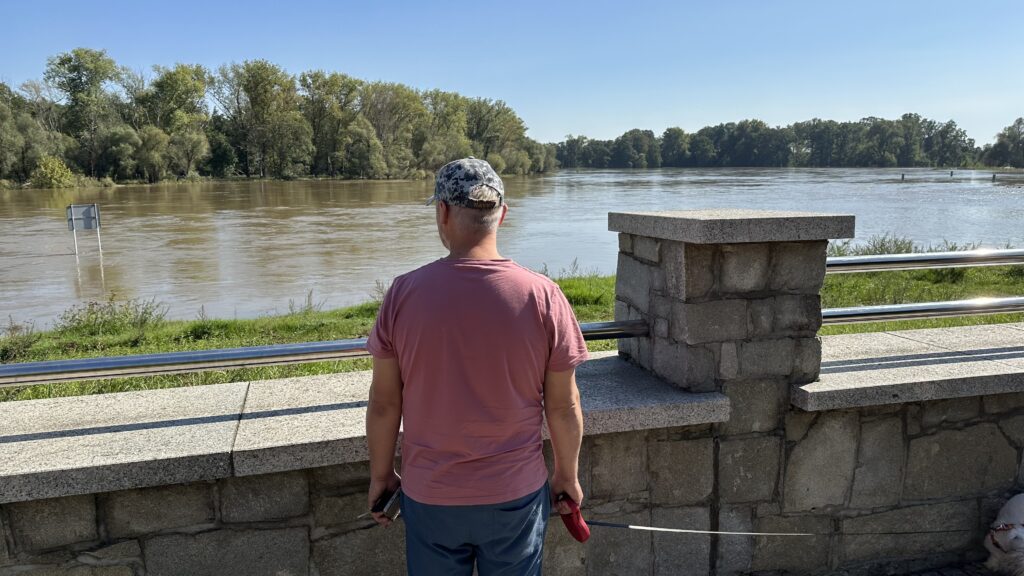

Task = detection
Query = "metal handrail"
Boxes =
[0,320,649,388]
[826,248,1024,273]
[822,296,1024,325]
[4,249,1024,389]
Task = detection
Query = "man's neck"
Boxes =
[446,237,503,260]
[446,247,504,260]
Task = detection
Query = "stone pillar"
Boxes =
[609,209,854,394]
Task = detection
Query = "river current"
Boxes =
[1,168,1022,327]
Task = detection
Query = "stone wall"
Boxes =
[4,394,1022,576]
[0,462,404,576]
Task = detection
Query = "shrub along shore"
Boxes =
[2,251,1022,402]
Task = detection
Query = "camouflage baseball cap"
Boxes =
[427,157,505,209]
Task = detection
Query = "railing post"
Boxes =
[609,209,855,395]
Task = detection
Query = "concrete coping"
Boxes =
[0,351,728,504]
[793,323,1024,411]
[608,209,855,244]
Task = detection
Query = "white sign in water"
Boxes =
[65,203,103,258]
[66,204,101,231]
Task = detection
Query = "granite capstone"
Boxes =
[0,383,248,504]
[608,209,855,244]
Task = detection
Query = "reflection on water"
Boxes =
[1,168,1022,327]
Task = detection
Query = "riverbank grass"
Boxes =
[2,264,1022,402]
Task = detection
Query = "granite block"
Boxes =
[720,244,769,293]
[615,253,653,313]
[850,417,904,509]
[717,506,754,576]
[653,507,710,576]
[220,471,309,523]
[6,494,97,551]
[904,424,1016,500]
[0,383,247,503]
[648,437,713,505]
[585,507,651,574]
[671,299,748,344]
[144,527,308,576]
[101,483,213,538]
[719,436,780,503]
[783,411,858,512]
[719,380,784,435]
[751,515,832,572]
[842,501,977,563]
[232,372,373,477]
[590,431,647,499]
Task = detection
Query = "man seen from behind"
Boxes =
[365,157,589,575]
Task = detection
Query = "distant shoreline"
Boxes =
[5,166,1024,193]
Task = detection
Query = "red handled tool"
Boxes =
[557,495,591,543]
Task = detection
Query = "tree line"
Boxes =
[2,48,1022,189]
[555,115,1024,170]
[0,48,558,187]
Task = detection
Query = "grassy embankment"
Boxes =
[2,241,1022,402]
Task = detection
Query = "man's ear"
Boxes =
[438,201,449,225]
[497,204,509,227]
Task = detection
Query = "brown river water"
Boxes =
[1,168,1022,328]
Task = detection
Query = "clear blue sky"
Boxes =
[2,0,1021,144]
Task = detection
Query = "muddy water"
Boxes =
[1,168,1021,327]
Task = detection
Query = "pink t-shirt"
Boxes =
[366,258,589,505]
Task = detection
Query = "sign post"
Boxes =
[66,204,105,288]
[66,204,102,256]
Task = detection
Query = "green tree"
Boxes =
[212,60,310,177]
[44,48,120,176]
[926,120,973,167]
[359,82,427,178]
[611,129,659,168]
[525,139,556,173]
[897,113,928,167]
[148,64,210,132]
[854,118,904,167]
[582,139,612,168]
[689,133,716,166]
[416,89,472,170]
[101,124,141,180]
[988,118,1024,167]
[14,111,59,181]
[501,147,532,175]
[267,111,313,178]
[0,100,23,179]
[204,121,236,177]
[466,99,526,164]
[660,127,689,167]
[18,80,62,135]
[136,125,169,182]
[30,155,74,188]
[556,135,587,168]
[336,115,385,179]
[299,70,361,175]
[792,119,838,167]
[169,127,210,176]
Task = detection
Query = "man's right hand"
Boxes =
[368,471,401,527]
[551,473,584,514]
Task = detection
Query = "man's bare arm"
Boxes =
[544,368,584,513]
[366,357,403,526]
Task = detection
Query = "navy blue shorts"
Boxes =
[402,483,551,576]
